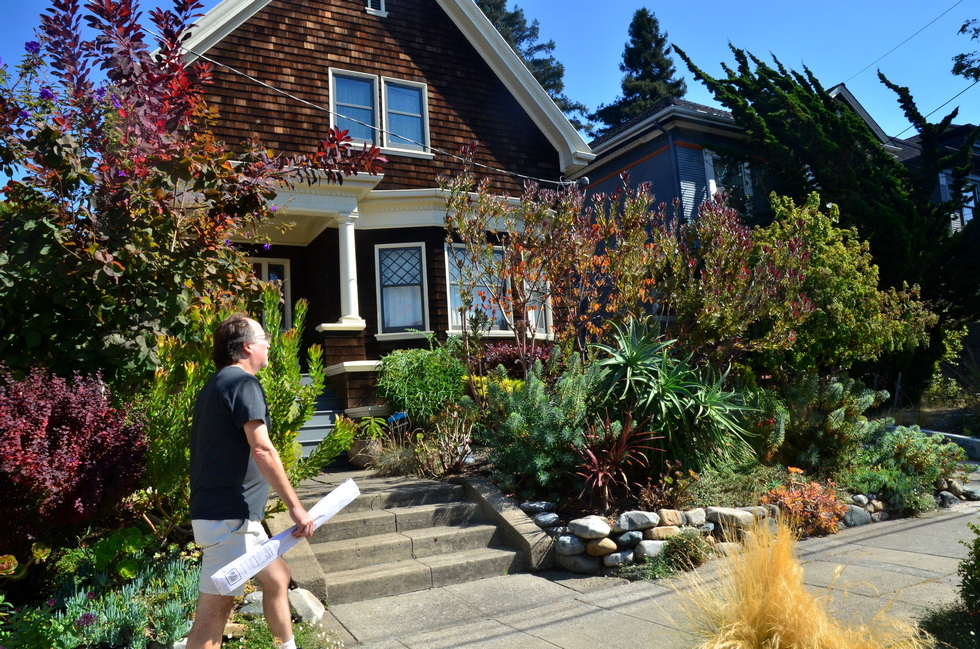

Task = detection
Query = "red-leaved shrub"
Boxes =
[0,368,146,556]
[477,342,552,379]
[760,468,847,537]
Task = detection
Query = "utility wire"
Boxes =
[845,0,963,83]
[890,79,980,140]
[157,33,574,187]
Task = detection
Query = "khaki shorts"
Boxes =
[192,518,269,596]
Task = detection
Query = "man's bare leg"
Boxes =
[186,593,236,649]
[257,557,294,646]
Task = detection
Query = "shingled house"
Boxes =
[183,0,593,410]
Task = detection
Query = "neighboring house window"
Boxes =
[448,245,507,332]
[330,70,378,144]
[329,69,430,155]
[382,78,428,152]
[704,150,753,206]
[376,243,428,334]
[366,0,387,16]
[250,258,292,328]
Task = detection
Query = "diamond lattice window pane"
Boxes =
[380,247,422,286]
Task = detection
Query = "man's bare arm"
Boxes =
[244,420,315,538]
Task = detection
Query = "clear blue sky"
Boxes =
[4,0,978,139]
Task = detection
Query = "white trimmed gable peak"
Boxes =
[179,0,594,175]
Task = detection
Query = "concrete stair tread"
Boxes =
[322,548,525,605]
[301,483,466,514]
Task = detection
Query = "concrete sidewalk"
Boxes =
[314,494,980,648]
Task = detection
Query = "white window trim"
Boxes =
[375,242,430,336]
[366,0,387,17]
[445,244,553,339]
[249,257,292,329]
[329,69,380,146]
[380,76,431,156]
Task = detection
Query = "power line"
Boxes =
[153,33,573,187]
[845,0,963,83]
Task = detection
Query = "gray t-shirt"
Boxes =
[189,365,272,520]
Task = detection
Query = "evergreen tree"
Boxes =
[589,8,686,136]
[953,18,980,81]
[475,0,589,130]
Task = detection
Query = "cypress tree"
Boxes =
[590,8,687,136]
[953,18,980,81]
[475,0,589,130]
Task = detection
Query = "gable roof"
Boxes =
[179,0,594,174]
[588,97,735,152]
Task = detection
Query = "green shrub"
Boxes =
[778,373,889,473]
[959,522,980,613]
[593,317,753,472]
[687,463,788,509]
[741,388,788,462]
[842,425,966,516]
[377,336,466,425]
[662,529,712,570]
[1,541,199,649]
[484,356,599,495]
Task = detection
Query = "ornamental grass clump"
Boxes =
[679,518,933,649]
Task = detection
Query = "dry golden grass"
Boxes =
[677,520,935,649]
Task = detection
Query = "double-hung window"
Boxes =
[448,245,507,332]
[376,243,428,334]
[329,69,429,155]
[331,71,378,144]
[382,78,428,152]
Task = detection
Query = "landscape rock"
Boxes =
[852,494,869,506]
[938,491,960,508]
[870,500,885,513]
[870,512,890,523]
[935,478,948,491]
[613,510,660,532]
[288,588,325,623]
[586,537,618,556]
[238,591,263,615]
[533,512,561,528]
[683,508,706,526]
[603,550,634,567]
[962,488,980,501]
[844,504,871,527]
[556,552,602,574]
[613,530,643,549]
[645,525,680,540]
[714,542,742,556]
[699,522,716,535]
[947,479,964,498]
[706,507,755,529]
[555,535,587,556]
[738,506,768,519]
[544,526,567,537]
[520,501,556,514]
[657,509,684,527]
[764,504,781,520]
[634,540,667,560]
[172,639,188,649]
[569,516,611,539]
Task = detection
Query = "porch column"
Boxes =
[317,210,366,331]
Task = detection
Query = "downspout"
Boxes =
[652,118,683,223]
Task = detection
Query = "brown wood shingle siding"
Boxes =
[202,0,560,193]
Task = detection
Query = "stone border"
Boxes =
[447,476,555,570]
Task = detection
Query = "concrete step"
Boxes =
[305,411,338,428]
[311,524,502,572]
[323,547,525,605]
[301,481,466,514]
[312,501,481,543]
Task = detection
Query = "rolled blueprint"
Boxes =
[210,478,360,596]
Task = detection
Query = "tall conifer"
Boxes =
[590,8,686,136]
[475,0,589,130]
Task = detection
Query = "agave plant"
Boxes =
[593,317,754,471]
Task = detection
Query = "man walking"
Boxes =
[187,314,314,649]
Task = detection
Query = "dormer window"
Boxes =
[366,0,387,17]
